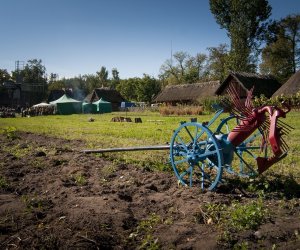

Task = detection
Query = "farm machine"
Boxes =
[83,86,293,191]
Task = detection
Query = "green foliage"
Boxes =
[0,126,18,140]
[209,0,271,72]
[0,68,10,83]
[129,213,161,249]
[117,75,161,103]
[253,92,300,107]
[21,195,44,212]
[159,51,210,85]
[228,197,267,230]
[97,66,109,87]
[74,173,87,186]
[260,14,300,81]
[0,176,9,189]
[207,44,229,82]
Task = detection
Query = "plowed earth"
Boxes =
[0,132,299,249]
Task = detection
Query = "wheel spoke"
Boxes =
[175,134,188,152]
[170,122,223,190]
[174,158,189,165]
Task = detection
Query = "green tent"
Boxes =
[82,102,97,114]
[50,94,82,115]
[93,98,112,113]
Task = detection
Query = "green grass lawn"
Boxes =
[1,111,300,178]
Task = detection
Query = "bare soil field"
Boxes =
[0,132,299,249]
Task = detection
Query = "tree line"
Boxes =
[0,0,299,104]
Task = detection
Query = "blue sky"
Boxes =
[0,0,299,79]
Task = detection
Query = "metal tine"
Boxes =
[227,87,252,116]
[278,122,293,131]
[279,126,291,134]
[232,86,253,115]
[279,139,287,151]
[280,139,289,152]
[227,87,245,113]
[281,137,289,148]
[278,120,294,130]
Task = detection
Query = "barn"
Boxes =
[152,81,220,105]
[215,72,281,98]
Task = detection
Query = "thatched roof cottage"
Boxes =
[272,70,300,97]
[152,81,220,105]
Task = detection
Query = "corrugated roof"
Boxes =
[153,81,220,103]
[272,70,300,96]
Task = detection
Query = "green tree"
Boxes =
[159,51,208,85]
[184,53,208,83]
[19,59,47,84]
[136,74,161,103]
[260,14,300,82]
[260,37,294,83]
[280,14,300,73]
[97,66,109,87]
[116,78,139,101]
[47,80,65,92]
[0,69,10,84]
[207,44,229,81]
[210,0,271,72]
[83,74,100,93]
[110,68,120,89]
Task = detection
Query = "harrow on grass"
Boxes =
[83,86,293,191]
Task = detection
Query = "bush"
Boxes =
[159,105,203,116]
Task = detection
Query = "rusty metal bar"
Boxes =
[82,145,170,154]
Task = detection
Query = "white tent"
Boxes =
[32,102,52,108]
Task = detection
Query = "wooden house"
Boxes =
[215,72,281,98]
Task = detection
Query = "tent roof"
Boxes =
[50,94,81,104]
[32,102,52,108]
[93,98,111,104]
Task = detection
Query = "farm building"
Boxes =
[215,72,281,98]
[152,81,220,105]
[272,70,300,97]
[2,80,47,108]
[86,88,125,111]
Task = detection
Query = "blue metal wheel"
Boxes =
[215,115,268,177]
[170,122,224,191]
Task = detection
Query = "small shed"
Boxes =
[50,94,82,115]
[87,88,125,111]
[92,98,112,113]
[152,81,220,105]
[215,72,281,98]
[272,70,300,97]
